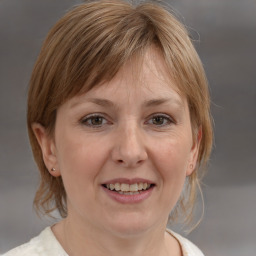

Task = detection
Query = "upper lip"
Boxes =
[102,178,155,185]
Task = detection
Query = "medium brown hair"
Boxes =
[27,0,213,223]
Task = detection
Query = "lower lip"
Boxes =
[102,186,154,204]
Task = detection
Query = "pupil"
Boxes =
[92,117,102,125]
[153,116,163,125]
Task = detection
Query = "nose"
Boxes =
[111,124,148,168]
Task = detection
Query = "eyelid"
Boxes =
[146,113,176,125]
[80,112,102,120]
[80,113,111,127]
[79,112,175,127]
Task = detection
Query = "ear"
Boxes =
[32,123,61,177]
[186,126,202,176]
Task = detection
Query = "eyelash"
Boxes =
[146,114,175,127]
[80,113,110,128]
[80,113,175,128]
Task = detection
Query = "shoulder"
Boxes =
[3,227,67,256]
[166,229,205,256]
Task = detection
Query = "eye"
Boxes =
[147,114,174,127]
[80,114,108,127]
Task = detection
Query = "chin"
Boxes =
[103,211,160,238]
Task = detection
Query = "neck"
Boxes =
[52,215,180,256]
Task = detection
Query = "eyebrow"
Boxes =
[71,97,183,109]
[70,98,116,109]
[87,98,116,108]
[142,98,182,108]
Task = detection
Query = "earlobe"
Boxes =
[186,126,202,176]
[32,123,61,177]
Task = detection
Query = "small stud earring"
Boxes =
[189,164,193,169]
[51,167,56,172]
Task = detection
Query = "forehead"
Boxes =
[120,47,180,92]
[68,47,186,109]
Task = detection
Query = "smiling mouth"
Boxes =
[102,182,155,195]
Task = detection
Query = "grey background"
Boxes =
[0,0,255,255]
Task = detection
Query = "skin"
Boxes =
[33,47,201,256]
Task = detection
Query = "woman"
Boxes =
[4,0,212,255]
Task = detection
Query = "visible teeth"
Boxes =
[114,183,120,191]
[122,191,139,195]
[138,183,143,190]
[105,182,152,193]
[121,183,129,192]
[130,183,138,192]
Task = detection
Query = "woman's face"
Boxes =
[39,48,200,237]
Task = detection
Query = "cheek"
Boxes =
[154,137,191,175]
[55,134,108,193]
[159,146,187,191]
[55,136,111,215]
[152,137,191,203]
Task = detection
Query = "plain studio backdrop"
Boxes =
[0,0,255,255]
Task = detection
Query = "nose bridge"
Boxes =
[124,123,142,151]
[112,120,147,167]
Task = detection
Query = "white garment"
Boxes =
[3,227,204,256]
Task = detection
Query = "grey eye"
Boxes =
[152,116,167,125]
[89,116,104,125]
[147,114,173,126]
[81,115,107,127]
